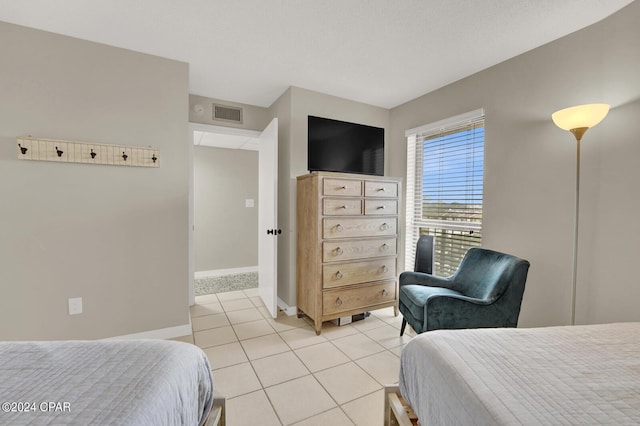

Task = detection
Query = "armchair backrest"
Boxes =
[450,247,530,301]
[414,235,434,274]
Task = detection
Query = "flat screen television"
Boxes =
[308,115,384,176]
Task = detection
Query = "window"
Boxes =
[405,109,485,276]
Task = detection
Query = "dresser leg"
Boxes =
[315,321,322,336]
[394,304,399,317]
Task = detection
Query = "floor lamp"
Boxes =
[551,103,609,325]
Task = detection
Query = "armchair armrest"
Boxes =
[398,271,454,290]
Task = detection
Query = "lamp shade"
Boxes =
[552,103,610,131]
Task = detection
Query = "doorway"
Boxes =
[188,123,260,305]
[188,120,279,317]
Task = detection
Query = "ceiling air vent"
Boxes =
[213,104,243,124]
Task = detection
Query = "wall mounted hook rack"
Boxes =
[16,136,159,168]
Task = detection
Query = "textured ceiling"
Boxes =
[0,0,634,108]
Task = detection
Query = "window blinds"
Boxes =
[405,109,485,276]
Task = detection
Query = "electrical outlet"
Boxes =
[68,297,83,315]
[245,199,254,208]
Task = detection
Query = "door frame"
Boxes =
[188,122,261,306]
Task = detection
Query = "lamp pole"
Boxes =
[552,104,609,326]
[570,130,586,326]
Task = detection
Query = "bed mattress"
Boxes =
[399,322,640,425]
[0,339,213,425]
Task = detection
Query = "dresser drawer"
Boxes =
[365,180,398,198]
[323,198,362,216]
[323,258,396,288]
[323,217,397,239]
[323,238,396,262]
[323,178,362,196]
[323,280,396,315]
[364,199,398,215]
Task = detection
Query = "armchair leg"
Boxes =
[400,318,407,336]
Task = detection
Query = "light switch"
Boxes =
[245,199,255,208]
[68,297,83,315]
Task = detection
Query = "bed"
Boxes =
[0,339,219,425]
[396,322,640,425]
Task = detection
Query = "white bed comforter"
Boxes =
[400,323,640,425]
[0,339,213,426]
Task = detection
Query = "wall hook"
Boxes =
[55,147,64,157]
[18,144,28,155]
[90,149,97,159]
[152,154,157,163]
[122,151,128,161]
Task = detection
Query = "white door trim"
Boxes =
[190,122,261,139]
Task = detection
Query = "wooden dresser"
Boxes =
[296,171,401,335]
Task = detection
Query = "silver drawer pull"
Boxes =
[341,205,349,209]
[335,224,344,232]
[335,271,343,280]
[340,185,347,190]
[376,205,385,210]
[378,187,386,192]
[335,247,343,256]
[380,265,388,273]
[382,289,388,297]
[381,243,389,251]
[335,297,343,306]
[380,223,389,231]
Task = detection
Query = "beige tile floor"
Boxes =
[175,288,416,425]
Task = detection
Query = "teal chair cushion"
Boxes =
[399,285,462,333]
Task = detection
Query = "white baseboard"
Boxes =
[195,266,258,279]
[277,297,297,316]
[105,321,193,340]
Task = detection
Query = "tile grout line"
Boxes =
[238,301,294,425]
[192,293,411,425]
[222,297,310,425]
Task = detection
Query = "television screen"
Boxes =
[308,116,384,176]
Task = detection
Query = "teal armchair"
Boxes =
[399,247,530,335]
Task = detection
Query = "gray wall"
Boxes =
[271,87,391,306]
[389,1,640,327]
[194,146,259,271]
[0,22,190,340]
